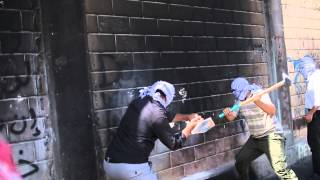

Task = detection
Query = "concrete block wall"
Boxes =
[281,0,320,139]
[84,0,271,179]
[4,0,310,179]
[0,0,53,179]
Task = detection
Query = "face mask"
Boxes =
[293,56,316,83]
[139,81,175,108]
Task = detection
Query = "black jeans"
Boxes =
[307,110,320,174]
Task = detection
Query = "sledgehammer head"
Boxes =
[282,73,292,86]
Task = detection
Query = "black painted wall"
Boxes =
[84,0,272,179]
[0,0,53,179]
[0,0,98,178]
[0,0,284,179]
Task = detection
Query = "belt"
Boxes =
[251,132,283,139]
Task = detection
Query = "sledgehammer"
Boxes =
[218,73,292,118]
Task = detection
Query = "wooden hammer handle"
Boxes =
[239,80,285,106]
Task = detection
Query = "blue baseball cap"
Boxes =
[231,77,249,101]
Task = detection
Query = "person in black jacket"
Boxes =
[104,81,203,180]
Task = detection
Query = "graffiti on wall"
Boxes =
[19,156,39,178]
[0,58,31,97]
[1,107,44,178]
[9,108,41,137]
[178,88,187,103]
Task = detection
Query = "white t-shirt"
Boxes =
[305,69,320,110]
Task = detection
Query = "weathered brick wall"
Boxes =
[0,0,53,179]
[84,0,270,179]
[282,0,320,139]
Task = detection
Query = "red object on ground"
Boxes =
[0,139,22,180]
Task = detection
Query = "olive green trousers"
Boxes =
[235,133,298,180]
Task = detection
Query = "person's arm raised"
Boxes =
[253,94,276,116]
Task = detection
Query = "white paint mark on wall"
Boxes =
[127,90,135,98]
[17,95,23,103]
[178,88,187,103]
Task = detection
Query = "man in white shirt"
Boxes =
[294,56,320,179]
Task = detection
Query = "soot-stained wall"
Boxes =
[84,0,271,179]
